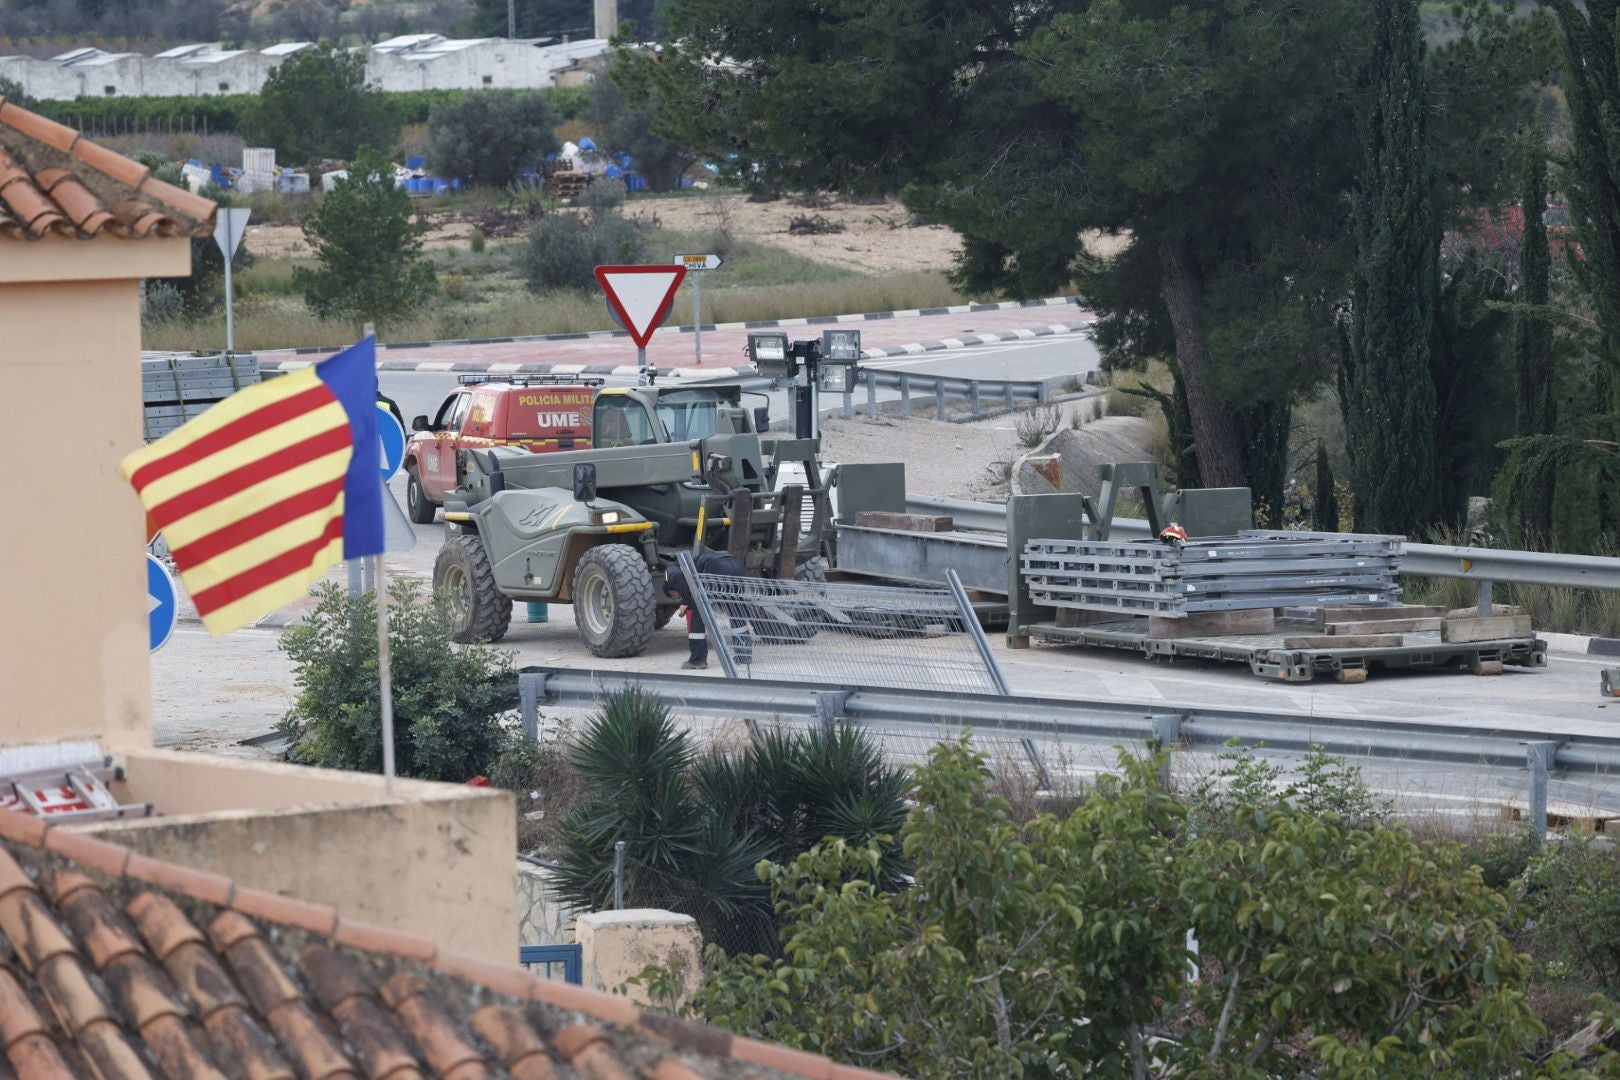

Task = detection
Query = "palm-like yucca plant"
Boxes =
[554,688,912,954]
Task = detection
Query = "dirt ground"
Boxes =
[244,193,960,268]
[243,191,1128,271]
[623,193,963,273]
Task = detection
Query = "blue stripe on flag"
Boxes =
[315,337,385,559]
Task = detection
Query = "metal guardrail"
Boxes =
[520,668,1618,837]
[839,371,1051,422]
[906,495,1620,595]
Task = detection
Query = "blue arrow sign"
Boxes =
[146,553,177,652]
[377,405,406,482]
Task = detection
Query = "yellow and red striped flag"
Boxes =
[122,339,384,635]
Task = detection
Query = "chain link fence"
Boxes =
[682,558,1007,695]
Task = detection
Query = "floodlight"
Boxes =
[747,332,795,378]
[747,332,789,364]
[817,362,856,394]
[821,328,862,361]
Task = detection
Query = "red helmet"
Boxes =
[1158,523,1189,545]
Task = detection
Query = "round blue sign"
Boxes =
[146,553,177,652]
[377,405,407,482]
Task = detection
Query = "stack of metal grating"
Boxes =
[1021,530,1403,616]
[142,351,261,441]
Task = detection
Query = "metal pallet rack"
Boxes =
[1021,531,1403,617]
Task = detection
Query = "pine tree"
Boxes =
[1315,444,1341,532]
[1514,121,1556,537]
[1342,0,1441,536]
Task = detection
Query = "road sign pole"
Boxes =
[638,345,650,386]
[375,552,396,794]
[222,245,235,354]
[693,272,702,365]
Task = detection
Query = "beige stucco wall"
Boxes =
[0,236,190,751]
[87,750,518,962]
[576,909,703,1006]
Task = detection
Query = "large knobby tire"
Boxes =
[435,534,512,643]
[406,467,437,525]
[572,545,657,658]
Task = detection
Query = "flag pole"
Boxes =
[375,551,395,793]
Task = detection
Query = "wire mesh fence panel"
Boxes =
[689,573,1003,694]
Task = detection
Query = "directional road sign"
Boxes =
[146,553,177,652]
[675,253,723,272]
[594,265,687,349]
[377,404,406,481]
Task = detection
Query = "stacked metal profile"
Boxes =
[1021,530,1403,616]
[142,351,261,440]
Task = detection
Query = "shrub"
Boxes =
[519,183,646,292]
[551,688,908,955]
[276,580,516,783]
[662,740,1563,1079]
[1522,837,1620,990]
[427,90,558,188]
[1014,403,1060,448]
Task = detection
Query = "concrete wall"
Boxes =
[576,909,703,1006]
[0,238,189,751]
[90,749,519,962]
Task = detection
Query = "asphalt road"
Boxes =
[379,334,1101,433]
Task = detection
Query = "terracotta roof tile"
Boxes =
[0,95,215,241]
[0,823,901,1080]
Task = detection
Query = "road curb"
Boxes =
[1540,631,1620,657]
[261,321,1093,377]
[252,295,1086,360]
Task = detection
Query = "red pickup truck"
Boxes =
[403,375,601,523]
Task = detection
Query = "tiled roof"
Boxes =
[0,96,216,241]
[0,810,893,1080]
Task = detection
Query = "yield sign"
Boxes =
[595,264,687,349]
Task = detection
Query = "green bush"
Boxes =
[551,688,908,955]
[241,45,401,165]
[276,580,516,783]
[658,739,1571,1079]
[519,182,646,292]
[1522,838,1620,990]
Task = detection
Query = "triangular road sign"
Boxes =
[595,264,687,348]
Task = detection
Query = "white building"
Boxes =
[0,35,610,102]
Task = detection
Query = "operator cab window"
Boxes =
[595,398,658,447]
[654,391,721,442]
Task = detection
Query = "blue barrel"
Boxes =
[526,602,549,624]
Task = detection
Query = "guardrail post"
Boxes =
[842,388,854,419]
[1003,383,1015,412]
[899,375,912,418]
[814,691,850,736]
[1150,714,1182,790]
[518,671,543,742]
[1037,380,1051,404]
[1477,579,1494,618]
[935,379,948,421]
[1526,741,1558,843]
[970,383,982,418]
[866,374,877,418]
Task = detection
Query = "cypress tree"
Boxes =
[1514,122,1556,537]
[1342,0,1442,536]
[1315,444,1341,533]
